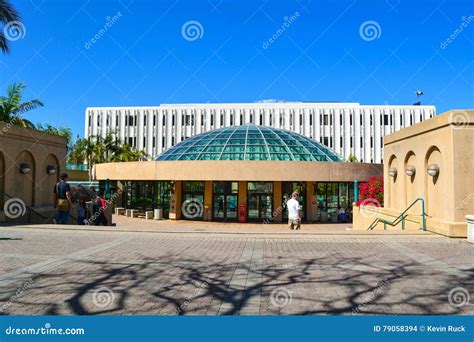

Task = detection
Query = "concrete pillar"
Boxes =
[238,181,247,218]
[307,181,318,223]
[203,181,213,221]
[169,181,182,220]
[273,181,282,223]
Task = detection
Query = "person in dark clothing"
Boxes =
[92,191,108,226]
[53,173,72,224]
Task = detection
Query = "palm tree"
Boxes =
[113,143,148,162]
[0,83,43,128]
[37,123,72,145]
[0,0,21,54]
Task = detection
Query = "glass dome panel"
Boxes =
[155,124,344,162]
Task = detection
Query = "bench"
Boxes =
[115,207,126,215]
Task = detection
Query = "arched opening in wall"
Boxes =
[0,151,5,207]
[404,151,418,212]
[14,151,36,207]
[425,146,442,219]
[42,154,60,207]
[388,154,399,210]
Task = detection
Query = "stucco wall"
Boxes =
[365,110,474,237]
[94,160,382,183]
[0,122,67,221]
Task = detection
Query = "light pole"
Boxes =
[414,90,423,105]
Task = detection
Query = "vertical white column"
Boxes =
[100,110,107,137]
[244,108,250,124]
[119,110,126,144]
[84,109,91,139]
[404,108,411,128]
[225,108,231,127]
[284,109,290,130]
[274,109,281,129]
[343,109,351,159]
[166,110,173,148]
[157,109,163,154]
[314,109,320,142]
[365,110,372,162]
[303,108,310,137]
[354,108,361,162]
[93,109,99,138]
[205,109,211,132]
[374,109,381,163]
[196,109,202,134]
[262,108,268,126]
[146,109,153,158]
[334,109,341,155]
[176,109,183,144]
[137,109,144,150]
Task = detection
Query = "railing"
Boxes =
[0,192,49,225]
[367,197,426,231]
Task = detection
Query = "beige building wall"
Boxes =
[354,110,474,237]
[0,123,67,222]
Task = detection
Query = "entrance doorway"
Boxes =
[212,182,238,221]
[247,182,273,221]
[282,182,306,221]
[182,181,205,220]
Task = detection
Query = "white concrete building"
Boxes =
[85,102,436,163]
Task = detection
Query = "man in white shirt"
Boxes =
[286,192,301,230]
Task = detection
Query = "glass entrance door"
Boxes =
[182,181,205,220]
[247,182,273,221]
[213,182,238,221]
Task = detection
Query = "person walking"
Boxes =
[53,173,72,224]
[286,192,301,230]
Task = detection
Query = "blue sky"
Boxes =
[1,0,473,138]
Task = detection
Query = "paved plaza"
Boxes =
[0,224,472,315]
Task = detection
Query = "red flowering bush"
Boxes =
[355,176,384,207]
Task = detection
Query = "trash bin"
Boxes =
[154,209,163,220]
[466,215,474,243]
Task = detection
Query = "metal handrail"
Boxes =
[0,192,48,224]
[367,197,426,231]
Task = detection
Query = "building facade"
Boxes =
[85,102,436,163]
[353,110,474,237]
[94,124,383,223]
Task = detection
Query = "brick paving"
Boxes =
[0,226,472,315]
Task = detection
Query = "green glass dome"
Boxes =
[155,124,344,162]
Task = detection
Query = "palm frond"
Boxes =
[13,99,44,115]
[0,0,20,24]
